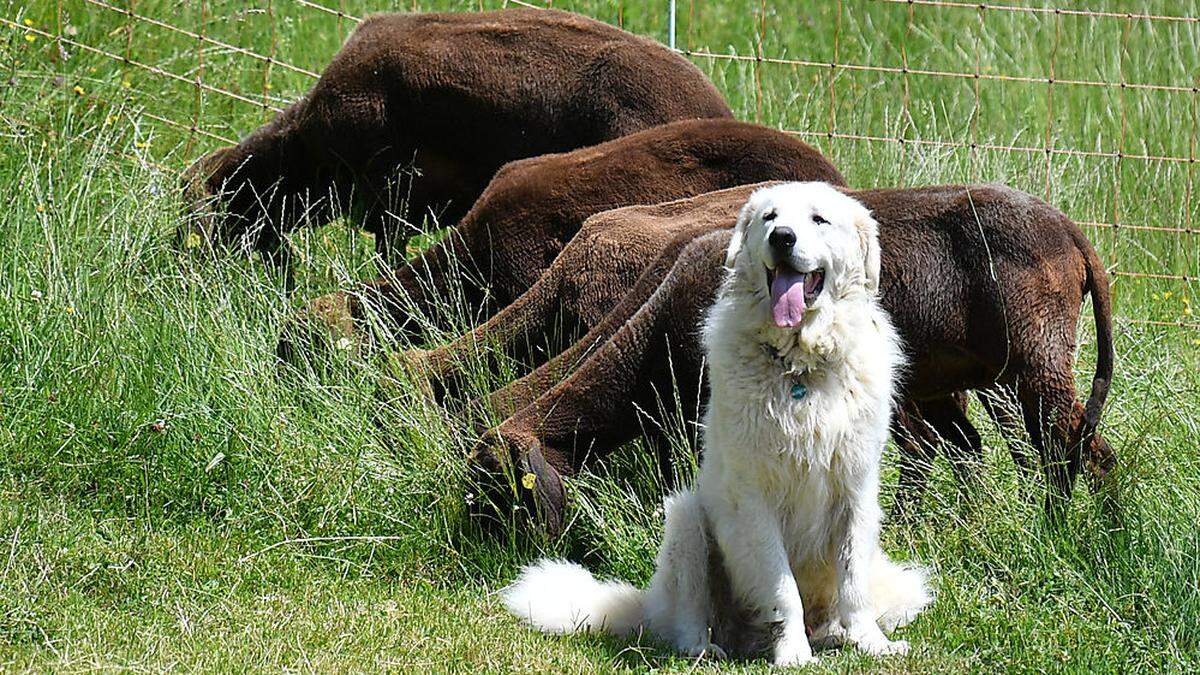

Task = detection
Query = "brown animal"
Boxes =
[444,183,1116,535]
[181,8,733,267]
[277,119,846,360]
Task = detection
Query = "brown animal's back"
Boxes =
[458,120,844,293]
[316,9,732,157]
[530,180,1093,398]
[480,119,844,235]
[858,184,1090,396]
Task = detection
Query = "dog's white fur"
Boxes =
[503,183,932,664]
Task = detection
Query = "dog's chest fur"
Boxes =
[699,281,900,561]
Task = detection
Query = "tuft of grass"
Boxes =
[2,0,1199,671]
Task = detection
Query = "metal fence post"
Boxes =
[668,0,676,50]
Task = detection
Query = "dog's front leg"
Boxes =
[836,464,908,657]
[710,495,813,666]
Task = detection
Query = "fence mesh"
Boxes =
[6,0,1198,330]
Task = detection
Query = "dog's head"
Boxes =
[724,182,881,331]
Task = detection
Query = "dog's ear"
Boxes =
[724,198,756,268]
[854,206,882,294]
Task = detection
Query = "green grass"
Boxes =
[2,0,1200,671]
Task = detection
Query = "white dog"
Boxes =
[502,182,932,665]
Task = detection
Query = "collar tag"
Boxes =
[790,382,808,400]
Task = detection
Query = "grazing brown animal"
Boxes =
[181,8,733,267]
[453,183,1115,535]
[277,119,846,360]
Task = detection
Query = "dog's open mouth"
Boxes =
[767,264,825,328]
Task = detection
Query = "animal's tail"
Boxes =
[1073,226,1115,433]
[870,553,935,634]
[501,559,645,636]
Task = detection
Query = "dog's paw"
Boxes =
[684,642,727,660]
[772,636,816,667]
[857,635,909,657]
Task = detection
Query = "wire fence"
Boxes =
[6,0,1198,330]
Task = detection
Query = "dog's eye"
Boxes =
[762,209,777,222]
[812,213,829,225]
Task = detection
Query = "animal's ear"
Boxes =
[854,206,882,294]
[724,198,756,268]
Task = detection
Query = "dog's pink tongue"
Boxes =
[770,268,807,328]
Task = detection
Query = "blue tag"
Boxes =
[791,382,808,400]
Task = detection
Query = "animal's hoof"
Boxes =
[467,430,566,538]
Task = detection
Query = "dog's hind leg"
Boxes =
[644,491,723,658]
[707,493,813,666]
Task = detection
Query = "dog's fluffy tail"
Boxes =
[501,559,645,636]
[871,553,934,633]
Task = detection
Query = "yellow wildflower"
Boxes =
[521,473,537,490]
[135,141,148,149]
[65,305,75,314]
[23,18,33,26]
[1163,291,1173,300]
[121,79,131,88]
[72,85,84,95]
[25,34,35,43]
[35,204,45,213]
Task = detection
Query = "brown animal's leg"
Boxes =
[977,385,1037,479]
[1014,369,1084,515]
[363,167,451,269]
[919,393,985,493]
[369,202,410,269]
[1063,397,1118,505]
[254,226,296,293]
[891,400,940,520]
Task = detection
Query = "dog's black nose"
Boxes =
[768,226,796,252]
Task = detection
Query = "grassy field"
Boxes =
[2,0,1200,671]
